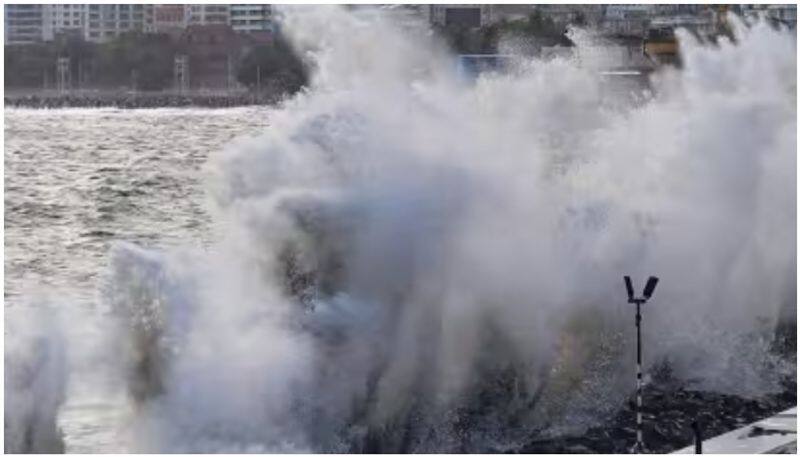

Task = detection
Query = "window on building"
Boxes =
[445,8,481,27]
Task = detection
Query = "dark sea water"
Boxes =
[5,107,270,304]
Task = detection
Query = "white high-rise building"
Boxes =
[153,4,187,34]
[5,4,278,45]
[84,4,154,42]
[600,4,655,35]
[6,5,160,44]
[187,4,230,25]
[230,4,272,32]
[4,4,50,44]
[743,4,797,27]
[48,4,86,39]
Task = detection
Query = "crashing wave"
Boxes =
[5,310,67,453]
[7,6,795,453]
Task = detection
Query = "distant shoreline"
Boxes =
[4,90,288,109]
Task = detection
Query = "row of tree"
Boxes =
[5,31,309,94]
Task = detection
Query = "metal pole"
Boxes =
[691,420,702,454]
[635,301,644,453]
[174,55,188,94]
[624,275,658,454]
[56,57,70,94]
[227,54,233,92]
[256,65,261,93]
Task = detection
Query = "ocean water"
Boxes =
[4,7,796,454]
[5,107,270,305]
[5,107,271,452]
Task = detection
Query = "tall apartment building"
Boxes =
[6,4,275,45]
[533,4,606,28]
[600,4,655,36]
[154,4,187,35]
[187,4,229,25]
[765,4,797,25]
[84,4,154,42]
[230,4,272,32]
[48,4,85,39]
[5,4,50,44]
[742,4,797,26]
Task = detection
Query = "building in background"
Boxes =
[48,4,85,40]
[5,4,796,46]
[154,4,187,36]
[742,4,797,28]
[648,13,716,38]
[652,4,705,16]
[486,4,536,23]
[187,4,229,25]
[599,4,654,36]
[230,4,272,33]
[178,23,244,89]
[534,4,595,28]
[84,4,154,42]
[428,5,493,28]
[5,4,276,44]
[5,4,50,44]
[376,4,431,32]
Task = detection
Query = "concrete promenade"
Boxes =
[674,407,796,454]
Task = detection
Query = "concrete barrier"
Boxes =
[673,407,796,454]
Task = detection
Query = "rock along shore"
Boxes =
[4,91,284,109]
[516,377,796,454]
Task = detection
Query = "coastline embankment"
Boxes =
[4,90,286,109]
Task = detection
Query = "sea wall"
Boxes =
[4,91,284,109]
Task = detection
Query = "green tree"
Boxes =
[5,36,103,90]
[53,34,97,88]
[5,44,53,88]
[236,36,307,94]
[93,32,177,90]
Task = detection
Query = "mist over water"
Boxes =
[5,7,797,453]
